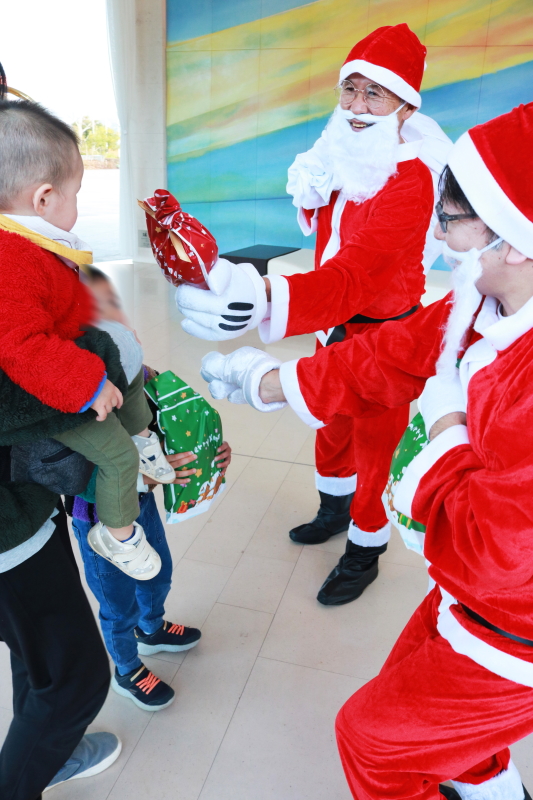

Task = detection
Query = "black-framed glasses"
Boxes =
[435,201,477,233]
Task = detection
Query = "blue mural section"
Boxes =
[170,60,533,255]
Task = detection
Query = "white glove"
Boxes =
[418,372,466,435]
[200,347,287,412]
[176,258,268,341]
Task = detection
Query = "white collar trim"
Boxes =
[4,214,89,252]
[475,294,533,351]
[397,138,422,163]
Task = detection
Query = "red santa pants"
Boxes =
[315,322,410,533]
[335,587,533,799]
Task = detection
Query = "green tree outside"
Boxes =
[72,117,120,158]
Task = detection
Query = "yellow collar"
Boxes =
[0,214,93,273]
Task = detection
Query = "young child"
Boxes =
[67,267,233,710]
[0,99,175,580]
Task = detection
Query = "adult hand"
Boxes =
[428,411,467,441]
[214,440,232,474]
[176,258,268,341]
[143,451,198,486]
[200,347,286,412]
[91,379,123,421]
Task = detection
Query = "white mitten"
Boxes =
[176,258,268,341]
[201,347,287,412]
[418,372,466,435]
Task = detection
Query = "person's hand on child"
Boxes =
[214,441,232,475]
[142,451,198,487]
[91,379,123,421]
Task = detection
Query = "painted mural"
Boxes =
[166,0,533,254]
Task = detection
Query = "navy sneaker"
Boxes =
[135,620,201,655]
[44,732,121,792]
[111,664,175,711]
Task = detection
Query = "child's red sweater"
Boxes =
[0,229,106,413]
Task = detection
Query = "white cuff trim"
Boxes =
[438,589,533,689]
[348,520,391,547]
[393,425,469,518]
[315,471,356,495]
[452,760,523,800]
[418,373,466,435]
[259,275,290,344]
[279,361,324,429]
[297,207,319,236]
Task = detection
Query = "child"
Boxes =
[0,98,175,580]
[68,267,233,710]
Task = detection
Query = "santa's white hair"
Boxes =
[324,105,400,203]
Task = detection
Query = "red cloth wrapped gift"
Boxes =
[138,189,218,289]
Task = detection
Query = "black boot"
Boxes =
[317,539,387,605]
[289,491,353,545]
[438,786,460,800]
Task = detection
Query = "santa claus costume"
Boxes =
[200,103,533,799]
[177,23,452,606]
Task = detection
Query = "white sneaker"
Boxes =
[132,431,176,484]
[88,521,162,580]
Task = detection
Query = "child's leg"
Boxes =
[55,413,140,533]
[115,368,152,436]
[134,493,173,634]
[71,517,144,675]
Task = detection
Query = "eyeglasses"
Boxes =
[435,201,478,233]
[334,80,394,110]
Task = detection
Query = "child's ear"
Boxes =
[32,184,53,216]
[505,246,527,266]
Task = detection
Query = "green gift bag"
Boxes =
[145,370,225,524]
[382,412,428,556]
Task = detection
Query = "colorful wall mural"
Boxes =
[166,0,533,255]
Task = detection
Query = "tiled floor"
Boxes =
[2,261,531,798]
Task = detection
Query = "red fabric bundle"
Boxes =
[139,189,218,289]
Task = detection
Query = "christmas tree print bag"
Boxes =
[382,412,428,556]
[145,370,225,523]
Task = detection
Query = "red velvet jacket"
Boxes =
[0,230,106,414]
[284,158,434,337]
[294,295,533,664]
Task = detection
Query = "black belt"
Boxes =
[346,304,420,325]
[325,305,419,346]
[460,604,533,648]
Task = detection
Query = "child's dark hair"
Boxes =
[439,164,500,243]
[85,265,110,283]
[0,99,80,210]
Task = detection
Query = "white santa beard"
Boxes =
[324,105,400,203]
[436,254,483,379]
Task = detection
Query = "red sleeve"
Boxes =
[285,164,433,336]
[295,297,451,423]
[414,417,533,595]
[0,234,106,413]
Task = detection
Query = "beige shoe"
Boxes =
[88,521,161,580]
[132,431,176,484]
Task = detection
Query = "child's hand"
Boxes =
[142,451,198,487]
[215,441,232,475]
[91,379,123,421]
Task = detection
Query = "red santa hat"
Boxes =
[339,24,426,109]
[448,103,533,259]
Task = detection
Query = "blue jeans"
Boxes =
[72,492,173,675]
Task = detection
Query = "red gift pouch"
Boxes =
[138,189,218,289]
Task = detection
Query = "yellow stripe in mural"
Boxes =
[167,0,533,161]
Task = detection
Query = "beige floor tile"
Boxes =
[254,405,314,463]
[163,557,233,631]
[260,547,428,681]
[244,477,314,563]
[511,734,533,789]
[184,457,292,568]
[293,428,316,465]
[198,657,359,800]
[218,553,295,614]
[107,603,273,800]
[0,707,11,743]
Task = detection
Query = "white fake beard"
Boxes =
[436,253,483,379]
[324,105,400,203]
